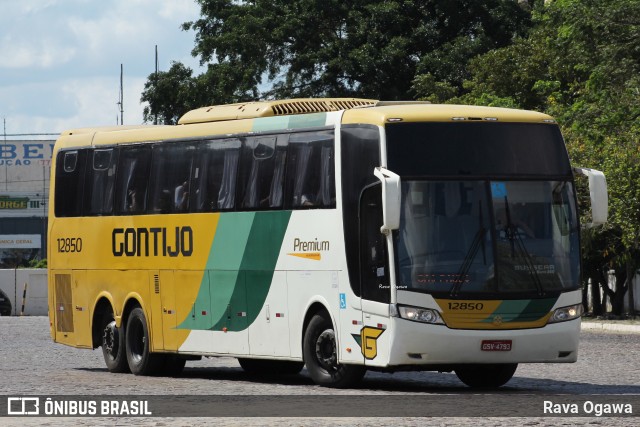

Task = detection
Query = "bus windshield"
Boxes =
[395,180,580,297]
[387,122,580,297]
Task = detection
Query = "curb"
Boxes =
[581,321,640,333]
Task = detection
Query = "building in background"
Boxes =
[0,139,53,268]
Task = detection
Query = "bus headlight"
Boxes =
[548,304,584,323]
[396,305,444,325]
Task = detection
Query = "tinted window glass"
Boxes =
[85,148,117,215]
[192,138,240,212]
[340,125,381,296]
[148,143,195,213]
[285,130,335,209]
[54,150,87,217]
[386,122,571,177]
[360,184,390,303]
[394,180,580,297]
[115,146,151,214]
[238,136,287,209]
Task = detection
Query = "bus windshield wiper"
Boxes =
[451,203,487,297]
[504,197,545,296]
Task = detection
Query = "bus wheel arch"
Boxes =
[93,297,129,373]
[301,302,333,347]
[302,306,365,388]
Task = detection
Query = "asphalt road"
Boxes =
[1,316,638,426]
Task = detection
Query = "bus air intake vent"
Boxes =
[154,274,160,294]
[55,274,74,333]
[271,99,377,116]
[178,98,377,124]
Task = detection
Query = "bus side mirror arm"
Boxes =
[573,167,608,227]
[374,167,401,235]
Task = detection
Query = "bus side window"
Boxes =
[54,150,87,217]
[114,146,151,215]
[239,136,287,209]
[148,143,195,214]
[85,148,117,216]
[193,138,240,212]
[286,131,335,209]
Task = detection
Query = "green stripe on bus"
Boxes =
[509,297,557,322]
[288,113,327,128]
[480,297,557,323]
[480,300,530,323]
[252,113,327,132]
[178,211,291,332]
[178,213,254,331]
[208,212,256,270]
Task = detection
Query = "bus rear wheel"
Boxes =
[125,307,164,375]
[454,363,518,388]
[303,313,365,388]
[101,314,129,373]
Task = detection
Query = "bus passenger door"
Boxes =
[359,184,392,367]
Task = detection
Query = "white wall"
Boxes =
[0,268,47,316]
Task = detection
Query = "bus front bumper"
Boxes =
[386,318,580,367]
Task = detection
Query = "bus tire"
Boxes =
[303,313,365,388]
[100,314,129,373]
[125,307,164,375]
[238,358,304,376]
[454,363,518,388]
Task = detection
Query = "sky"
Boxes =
[0,0,205,139]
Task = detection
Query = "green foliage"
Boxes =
[141,62,199,125]
[26,258,47,269]
[454,0,640,313]
[142,0,533,120]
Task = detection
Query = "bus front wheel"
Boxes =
[101,314,129,373]
[125,307,164,375]
[454,363,518,388]
[303,313,365,388]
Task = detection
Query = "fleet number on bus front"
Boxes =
[57,238,82,253]
[448,302,484,310]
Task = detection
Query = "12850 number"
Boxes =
[57,237,83,253]
[448,302,484,310]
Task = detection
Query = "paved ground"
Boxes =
[582,320,640,333]
[0,316,638,426]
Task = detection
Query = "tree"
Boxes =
[141,62,199,125]
[447,0,640,316]
[142,0,534,122]
[141,61,259,124]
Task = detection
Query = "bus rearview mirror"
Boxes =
[573,167,608,227]
[374,167,401,234]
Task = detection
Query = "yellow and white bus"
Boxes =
[48,99,607,388]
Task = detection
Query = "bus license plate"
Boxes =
[481,340,512,351]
